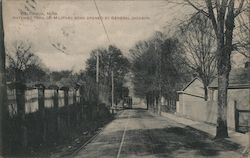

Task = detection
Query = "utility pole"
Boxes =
[96,51,99,117]
[111,70,114,110]
[96,51,99,83]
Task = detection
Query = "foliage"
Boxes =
[50,70,72,82]
[130,31,192,99]
[85,45,130,103]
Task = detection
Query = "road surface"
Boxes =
[74,104,243,158]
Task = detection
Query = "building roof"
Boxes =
[181,77,201,91]
[209,68,250,89]
[177,77,205,98]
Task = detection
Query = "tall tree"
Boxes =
[0,0,7,156]
[178,13,216,100]
[85,45,130,104]
[185,0,248,138]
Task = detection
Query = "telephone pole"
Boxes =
[111,70,114,110]
[96,51,99,117]
[96,51,99,83]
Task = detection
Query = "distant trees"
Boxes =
[50,70,73,82]
[85,45,130,104]
[130,32,191,112]
[178,13,216,100]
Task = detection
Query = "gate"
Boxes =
[235,102,250,133]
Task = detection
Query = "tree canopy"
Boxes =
[85,45,130,103]
[130,32,192,99]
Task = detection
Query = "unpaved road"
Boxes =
[74,105,243,158]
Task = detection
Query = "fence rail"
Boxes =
[7,83,82,115]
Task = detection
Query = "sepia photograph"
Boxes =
[0,0,249,157]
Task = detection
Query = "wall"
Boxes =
[211,88,250,130]
[177,93,211,122]
[177,88,250,130]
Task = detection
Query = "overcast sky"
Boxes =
[4,0,195,71]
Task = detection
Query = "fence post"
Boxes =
[73,88,77,105]
[38,85,45,112]
[63,87,69,106]
[52,87,59,134]
[62,87,70,129]
[234,100,239,132]
[53,88,59,109]
[15,82,27,150]
[79,86,86,120]
[37,85,46,142]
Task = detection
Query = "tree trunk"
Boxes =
[216,73,229,138]
[38,88,46,142]
[16,83,28,149]
[204,85,208,101]
[215,1,235,139]
[215,39,230,138]
[0,1,7,155]
[215,33,231,139]
[146,94,149,110]
[157,94,161,115]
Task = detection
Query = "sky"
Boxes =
[3,0,195,71]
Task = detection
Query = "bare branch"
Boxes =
[205,0,218,37]
[185,0,210,17]
[234,0,245,17]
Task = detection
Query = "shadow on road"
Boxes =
[117,109,152,120]
[95,125,241,158]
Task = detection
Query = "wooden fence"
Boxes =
[5,82,112,154]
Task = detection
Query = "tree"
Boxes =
[160,36,192,99]
[130,40,158,99]
[0,0,8,156]
[6,63,48,83]
[85,45,130,104]
[130,32,191,113]
[185,0,248,138]
[178,13,216,100]
[24,65,48,83]
[7,41,41,83]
